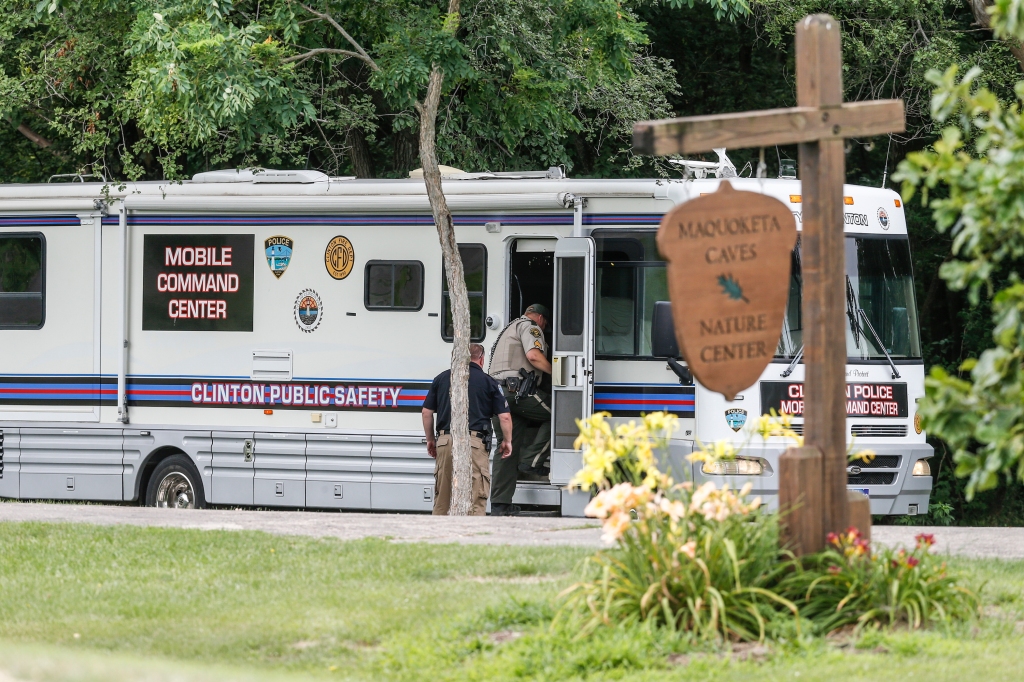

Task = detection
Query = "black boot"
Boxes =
[489,503,521,516]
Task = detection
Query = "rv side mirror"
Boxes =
[652,301,692,386]
[651,301,680,358]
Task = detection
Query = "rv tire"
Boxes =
[145,455,206,509]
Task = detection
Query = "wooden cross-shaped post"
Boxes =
[633,15,905,554]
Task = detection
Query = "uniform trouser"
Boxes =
[490,387,551,506]
[433,433,490,516]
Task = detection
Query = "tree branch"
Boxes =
[299,3,379,71]
[15,123,52,148]
[282,47,367,64]
[969,0,1024,72]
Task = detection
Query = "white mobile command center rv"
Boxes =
[0,165,932,516]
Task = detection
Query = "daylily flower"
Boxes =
[915,533,936,548]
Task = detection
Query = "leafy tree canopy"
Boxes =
[1,0,754,180]
[752,0,1021,143]
[896,0,1024,498]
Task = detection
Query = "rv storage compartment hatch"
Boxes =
[252,350,293,382]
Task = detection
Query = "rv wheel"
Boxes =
[146,455,206,509]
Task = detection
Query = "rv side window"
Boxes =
[441,244,487,342]
[593,230,666,358]
[364,261,424,311]
[0,234,45,329]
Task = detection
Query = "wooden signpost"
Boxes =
[633,14,905,554]
[656,182,797,401]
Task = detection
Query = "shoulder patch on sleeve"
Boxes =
[529,327,541,337]
[533,340,542,349]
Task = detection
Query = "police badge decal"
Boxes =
[265,236,293,278]
[725,408,747,432]
[294,289,323,333]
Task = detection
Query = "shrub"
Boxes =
[560,479,797,642]
[563,412,981,642]
[776,529,981,633]
[564,413,796,641]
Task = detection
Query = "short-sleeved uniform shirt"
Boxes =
[422,363,510,433]
[488,317,548,381]
[520,320,547,355]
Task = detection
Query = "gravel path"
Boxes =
[0,502,604,547]
[0,502,1021,558]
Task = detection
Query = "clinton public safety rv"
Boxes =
[0,166,932,515]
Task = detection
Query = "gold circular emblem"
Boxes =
[914,412,923,434]
[530,327,541,337]
[325,236,355,280]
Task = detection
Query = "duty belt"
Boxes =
[436,429,488,439]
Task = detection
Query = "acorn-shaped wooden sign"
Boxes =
[657,181,798,401]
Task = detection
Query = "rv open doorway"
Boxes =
[503,238,561,510]
[508,239,555,323]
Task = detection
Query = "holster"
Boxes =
[515,368,538,401]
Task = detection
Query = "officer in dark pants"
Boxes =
[487,303,552,516]
[422,343,513,515]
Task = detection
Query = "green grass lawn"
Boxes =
[1,522,1023,681]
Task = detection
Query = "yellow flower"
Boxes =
[751,409,804,445]
[569,411,677,492]
[688,439,739,464]
[850,448,876,464]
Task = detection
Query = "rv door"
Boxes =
[549,237,595,486]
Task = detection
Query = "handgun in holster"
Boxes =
[515,368,538,401]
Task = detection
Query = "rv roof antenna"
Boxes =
[668,148,737,179]
[881,134,893,188]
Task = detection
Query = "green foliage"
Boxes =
[565,501,980,641]
[657,0,750,22]
[566,417,978,641]
[561,490,792,642]
[752,0,1021,142]
[1,0,722,180]
[0,521,1017,679]
[895,0,1024,496]
[125,3,314,158]
[777,530,980,633]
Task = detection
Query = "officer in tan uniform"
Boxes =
[487,303,552,516]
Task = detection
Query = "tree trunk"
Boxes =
[419,65,473,516]
[969,0,1024,71]
[347,128,374,178]
[392,129,419,176]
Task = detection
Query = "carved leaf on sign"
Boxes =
[657,181,798,401]
[717,274,749,303]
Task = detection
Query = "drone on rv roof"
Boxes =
[669,147,798,180]
[669,148,738,179]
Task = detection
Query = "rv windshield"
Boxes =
[778,235,922,361]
